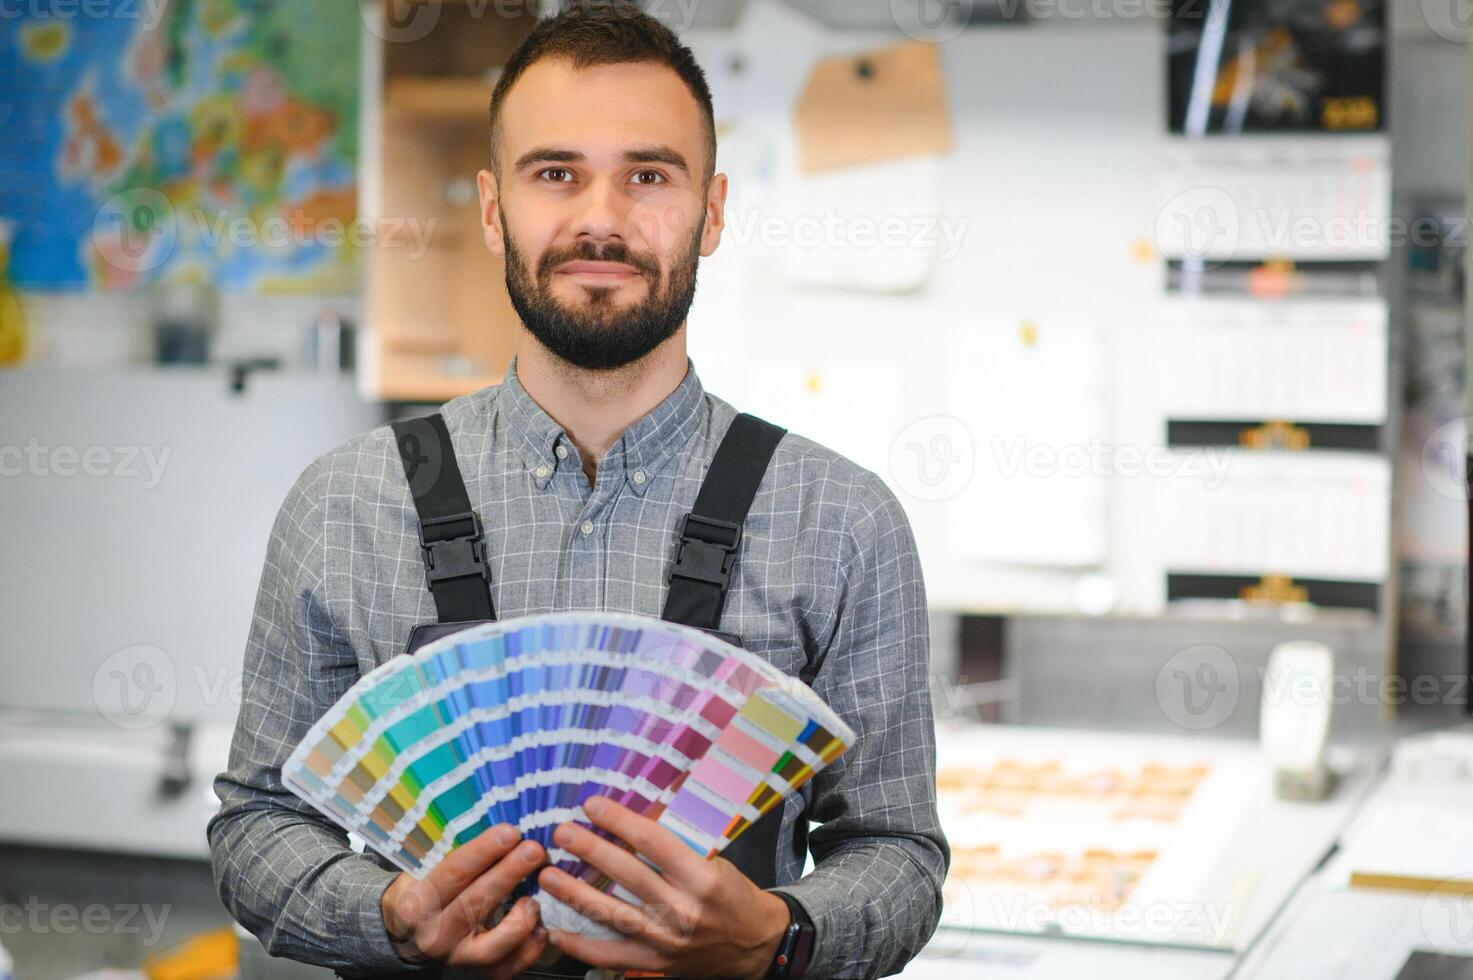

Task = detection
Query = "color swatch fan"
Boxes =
[282,612,855,937]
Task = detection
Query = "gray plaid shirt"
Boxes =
[208,357,948,979]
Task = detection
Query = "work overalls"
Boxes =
[357,411,817,979]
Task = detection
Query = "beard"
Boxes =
[502,213,702,372]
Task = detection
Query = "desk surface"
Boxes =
[912,724,1392,978]
[912,724,1473,980]
[1233,743,1473,980]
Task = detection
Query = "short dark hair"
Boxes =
[488,1,717,183]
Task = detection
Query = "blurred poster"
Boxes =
[1156,135,1390,263]
[1167,0,1386,135]
[944,320,1111,568]
[771,155,947,294]
[738,360,906,481]
[0,0,360,292]
[1156,297,1388,425]
[1158,449,1391,583]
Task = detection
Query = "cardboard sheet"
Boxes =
[795,41,953,174]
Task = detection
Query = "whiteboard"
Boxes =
[0,369,382,723]
[686,20,1166,613]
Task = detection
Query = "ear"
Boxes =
[478,169,506,257]
[698,172,728,258]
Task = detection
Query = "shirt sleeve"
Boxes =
[207,459,412,976]
[768,473,951,979]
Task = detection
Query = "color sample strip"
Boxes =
[281,611,857,920]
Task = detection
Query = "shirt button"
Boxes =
[632,469,646,485]
[580,520,594,536]
[535,465,550,480]
[555,445,569,460]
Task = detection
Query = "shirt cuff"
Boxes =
[332,858,423,975]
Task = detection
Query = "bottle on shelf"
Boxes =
[0,218,26,367]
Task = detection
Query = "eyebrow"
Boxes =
[623,146,690,174]
[513,145,690,176]
[514,147,583,171]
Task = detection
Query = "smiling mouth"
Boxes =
[555,261,644,282]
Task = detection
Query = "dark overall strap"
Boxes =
[662,413,785,636]
[391,413,495,624]
[376,415,498,979]
[662,413,813,894]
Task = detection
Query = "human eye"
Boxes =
[630,169,667,187]
[538,167,574,183]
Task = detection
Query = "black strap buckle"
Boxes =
[418,511,490,588]
[669,513,743,590]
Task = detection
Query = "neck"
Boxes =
[514,328,690,486]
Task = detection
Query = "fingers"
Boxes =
[393,825,533,958]
[426,823,522,899]
[445,896,543,971]
[580,798,707,893]
[538,865,669,945]
[487,930,552,980]
[545,931,668,974]
[552,820,679,909]
[445,838,547,931]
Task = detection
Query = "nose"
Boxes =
[570,176,630,246]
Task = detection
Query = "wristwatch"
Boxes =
[766,892,816,978]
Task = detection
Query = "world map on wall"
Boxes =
[0,0,360,292]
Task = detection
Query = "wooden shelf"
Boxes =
[361,0,533,404]
[385,77,493,118]
[377,366,502,405]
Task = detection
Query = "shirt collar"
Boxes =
[498,355,707,494]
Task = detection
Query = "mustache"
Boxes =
[537,240,662,280]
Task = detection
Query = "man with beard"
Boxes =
[208,4,947,979]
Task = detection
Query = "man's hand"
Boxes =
[381,823,550,977]
[537,797,790,979]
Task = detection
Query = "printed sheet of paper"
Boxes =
[1157,297,1388,424]
[935,726,1260,946]
[943,320,1112,568]
[1159,450,1391,582]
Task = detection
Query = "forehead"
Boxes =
[498,57,707,168]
